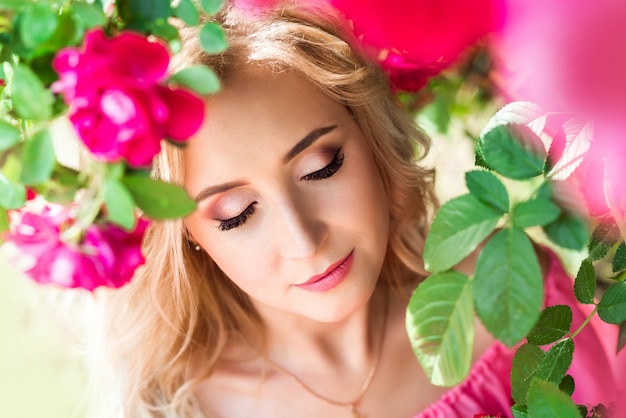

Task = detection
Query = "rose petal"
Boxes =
[158,86,205,141]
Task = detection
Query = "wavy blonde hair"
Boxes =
[90,2,436,417]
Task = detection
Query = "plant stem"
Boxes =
[569,305,599,339]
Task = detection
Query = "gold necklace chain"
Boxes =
[264,303,388,418]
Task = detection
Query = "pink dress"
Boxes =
[415,252,626,418]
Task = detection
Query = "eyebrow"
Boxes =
[194,125,338,203]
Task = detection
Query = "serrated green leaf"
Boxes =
[559,375,575,397]
[19,6,59,48]
[200,0,224,14]
[176,0,199,26]
[574,259,596,304]
[512,198,561,228]
[0,120,20,151]
[71,2,107,28]
[527,305,572,346]
[11,64,54,120]
[511,343,545,405]
[474,228,543,346]
[406,271,474,386]
[479,124,546,180]
[613,243,626,272]
[527,379,580,418]
[118,0,171,25]
[465,170,509,213]
[544,213,589,251]
[598,282,626,324]
[535,338,574,386]
[0,170,26,209]
[424,194,502,273]
[200,22,228,54]
[20,129,55,185]
[587,230,613,262]
[169,65,220,95]
[122,174,196,219]
[105,177,137,230]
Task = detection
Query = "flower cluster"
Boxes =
[52,29,205,167]
[1,199,148,290]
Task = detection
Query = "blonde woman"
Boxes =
[90,2,625,417]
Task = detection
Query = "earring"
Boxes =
[194,244,201,251]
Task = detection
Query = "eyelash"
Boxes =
[217,148,344,231]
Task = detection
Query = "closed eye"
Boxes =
[300,148,344,181]
[217,203,256,231]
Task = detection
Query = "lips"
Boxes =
[295,250,354,292]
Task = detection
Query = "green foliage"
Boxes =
[534,338,574,386]
[175,0,199,26]
[526,305,572,346]
[10,64,54,121]
[201,0,224,15]
[544,213,589,251]
[473,228,543,346]
[574,260,596,304]
[618,322,626,353]
[613,243,626,272]
[512,198,561,228]
[511,343,545,405]
[169,65,221,95]
[597,282,626,324]
[479,124,546,180]
[465,169,509,213]
[0,120,20,151]
[118,0,171,30]
[71,2,107,28]
[18,5,59,49]
[200,22,228,54]
[423,194,502,273]
[559,375,575,397]
[19,128,55,185]
[104,177,137,230]
[122,174,196,220]
[526,380,581,418]
[587,222,618,261]
[406,271,474,386]
[0,170,26,209]
[0,206,8,236]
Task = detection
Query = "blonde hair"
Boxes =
[91,2,436,417]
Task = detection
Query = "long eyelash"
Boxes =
[217,203,256,231]
[300,148,344,181]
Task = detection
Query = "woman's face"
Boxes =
[183,70,389,323]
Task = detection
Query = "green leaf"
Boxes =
[512,405,529,418]
[169,65,220,95]
[511,343,545,405]
[424,194,502,273]
[587,222,619,261]
[465,170,509,213]
[527,380,581,418]
[200,0,224,15]
[613,243,626,272]
[479,124,546,180]
[176,0,199,26]
[10,64,54,120]
[0,170,26,209]
[527,305,572,346]
[0,120,20,151]
[20,129,55,185]
[105,177,137,230]
[71,2,107,28]
[512,198,561,228]
[0,206,8,238]
[597,282,626,324]
[199,22,228,54]
[474,228,543,346]
[574,259,596,304]
[535,338,574,386]
[544,213,589,251]
[19,6,59,48]
[118,0,171,25]
[122,174,196,219]
[406,271,474,386]
[559,375,575,397]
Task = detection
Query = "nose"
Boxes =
[275,196,328,260]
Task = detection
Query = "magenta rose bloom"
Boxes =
[52,29,205,167]
[329,0,505,91]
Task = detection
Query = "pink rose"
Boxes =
[52,29,205,167]
[1,201,149,290]
[329,0,505,91]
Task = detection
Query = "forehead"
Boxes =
[182,70,353,191]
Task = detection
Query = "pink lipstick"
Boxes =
[296,250,354,292]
